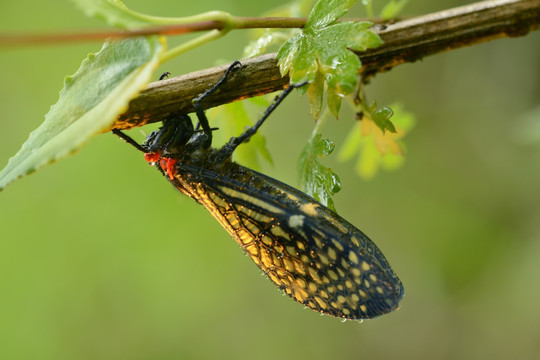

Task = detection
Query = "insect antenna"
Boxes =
[112,129,146,153]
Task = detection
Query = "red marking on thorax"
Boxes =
[144,153,176,180]
[144,153,160,163]
[160,158,177,180]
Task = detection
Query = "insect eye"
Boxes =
[143,130,161,152]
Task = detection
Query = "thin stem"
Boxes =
[233,17,308,29]
[0,16,307,47]
[120,10,233,27]
[160,29,229,63]
[159,11,238,63]
[365,2,374,20]
[310,107,331,140]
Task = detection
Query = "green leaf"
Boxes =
[0,37,163,191]
[306,0,356,29]
[307,71,324,119]
[298,134,341,212]
[372,105,396,133]
[277,0,382,119]
[278,21,380,92]
[326,85,343,119]
[243,31,282,58]
[71,0,154,29]
[380,0,409,20]
[338,103,416,180]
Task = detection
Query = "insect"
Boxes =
[114,62,404,320]
[159,71,171,80]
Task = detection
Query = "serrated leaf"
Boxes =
[298,134,341,212]
[243,29,293,59]
[276,35,300,76]
[243,31,281,58]
[306,0,356,29]
[0,37,163,190]
[71,0,155,29]
[361,110,401,156]
[278,21,381,93]
[278,1,382,121]
[288,36,319,84]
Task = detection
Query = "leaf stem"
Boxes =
[159,14,310,67]
[160,29,229,63]
[365,3,374,20]
[310,107,331,140]
[122,10,234,27]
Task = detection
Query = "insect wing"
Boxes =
[172,162,404,320]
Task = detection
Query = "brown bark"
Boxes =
[111,0,540,131]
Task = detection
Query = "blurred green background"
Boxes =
[1,1,539,359]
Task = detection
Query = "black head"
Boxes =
[143,114,195,155]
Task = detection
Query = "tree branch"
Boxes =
[111,0,540,131]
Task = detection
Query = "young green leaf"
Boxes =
[243,30,284,58]
[338,103,415,179]
[277,0,382,120]
[371,104,396,133]
[0,37,163,190]
[326,86,343,119]
[307,71,325,119]
[278,21,380,90]
[306,0,356,29]
[298,134,341,212]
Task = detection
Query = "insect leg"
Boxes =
[192,60,243,148]
[221,81,308,156]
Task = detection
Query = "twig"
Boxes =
[110,0,540,131]
[0,18,311,46]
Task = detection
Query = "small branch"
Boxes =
[359,0,540,77]
[0,22,222,45]
[111,0,540,131]
[0,18,309,47]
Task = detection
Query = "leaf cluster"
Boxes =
[0,0,412,209]
[277,0,382,119]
